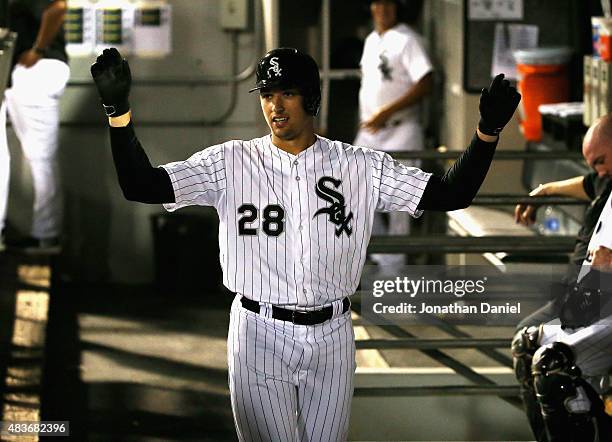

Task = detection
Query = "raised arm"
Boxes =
[418,74,521,211]
[91,48,174,204]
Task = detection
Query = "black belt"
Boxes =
[240,296,350,325]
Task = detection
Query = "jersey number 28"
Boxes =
[238,204,285,237]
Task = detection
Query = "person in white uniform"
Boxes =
[354,0,433,270]
[0,0,69,253]
[91,47,520,442]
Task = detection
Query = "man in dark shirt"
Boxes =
[512,114,612,441]
[513,114,612,317]
[515,113,612,273]
[0,0,68,253]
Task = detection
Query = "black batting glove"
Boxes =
[91,48,131,117]
[478,73,521,136]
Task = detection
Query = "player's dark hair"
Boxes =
[365,0,424,24]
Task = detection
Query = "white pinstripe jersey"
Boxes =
[161,134,431,308]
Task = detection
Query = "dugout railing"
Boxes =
[355,147,586,409]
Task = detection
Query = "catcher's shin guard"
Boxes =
[512,326,547,440]
[532,342,608,442]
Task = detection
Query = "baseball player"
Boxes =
[0,0,69,253]
[355,0,432,149]
[355,0,433,271]
[91,47,520,441]
[511,120,612,441]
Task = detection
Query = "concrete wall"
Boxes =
[6,0,266,283]
[428,0,525,196]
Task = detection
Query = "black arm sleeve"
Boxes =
[417,133,498,211]
[109,123,175,204]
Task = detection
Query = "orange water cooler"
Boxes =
[513,47,572,142]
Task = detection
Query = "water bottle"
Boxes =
[539,205,560,235]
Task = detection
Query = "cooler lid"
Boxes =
[513,47,573,65]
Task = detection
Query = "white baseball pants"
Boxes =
[539,316,612,390]
[228,294,356,442]
[0,59,70,238]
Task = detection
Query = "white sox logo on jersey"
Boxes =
[378,52,392,81]
[267,57,282,78]
[313,177,354,237]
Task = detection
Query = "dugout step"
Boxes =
[348,297,533,439]
[350,368,532,440]
[447,206,572,265]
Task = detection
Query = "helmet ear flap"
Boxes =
[301,87,321,116]
[306,95,321,116]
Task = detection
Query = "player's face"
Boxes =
[371,0,398,32]
[260,88,312,142]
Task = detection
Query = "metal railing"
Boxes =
[355,385,520,397]
[351,307,522,407]
[356,338,511,350]
[355,143,578,406]
[472,194,587,206]
[391,149,584,160]
[367,235,575,254]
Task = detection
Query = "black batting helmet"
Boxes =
[249,48,321,116]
